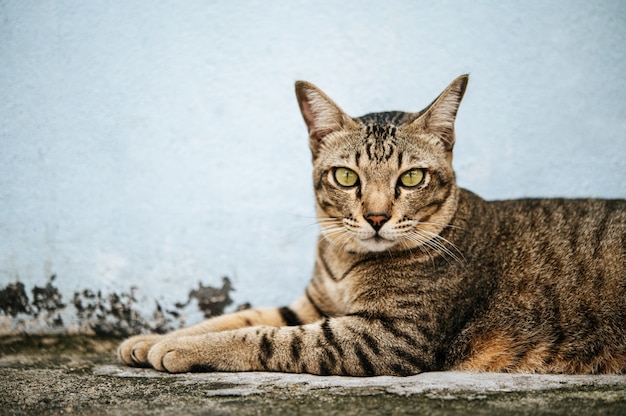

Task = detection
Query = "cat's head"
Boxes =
[295,75,468,254]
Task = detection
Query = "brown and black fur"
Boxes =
[118,75,626,376]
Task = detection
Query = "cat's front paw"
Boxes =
[117,334,165,367]
[147,337,209,373]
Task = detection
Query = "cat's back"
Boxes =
[455,190,626,268]
[486,196,625,272]
[491,196,626,231]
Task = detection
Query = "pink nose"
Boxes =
[365,213,390,231]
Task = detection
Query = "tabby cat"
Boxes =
[118,75,626,376]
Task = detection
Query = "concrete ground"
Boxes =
[1,335,625,415]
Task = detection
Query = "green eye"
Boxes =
[399,169,425,187]
[334,167,359,187]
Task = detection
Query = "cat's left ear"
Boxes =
[413,74,469,151]
[295,81,358,158]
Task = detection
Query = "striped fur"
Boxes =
[118,75,626,376]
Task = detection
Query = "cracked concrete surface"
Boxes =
[1,336,626,415]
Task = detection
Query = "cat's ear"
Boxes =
[413,74,469,151]
[295,81,356,157]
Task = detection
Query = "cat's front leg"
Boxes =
[147,315,429,376]
[117,308,288,367]
[118,296,322,367]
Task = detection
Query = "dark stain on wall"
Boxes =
[0,275,246,336]
[31,275,66,327]
[0,275,65,328]
[71,288,158,337]
[175,276,235,319]
[0,282,30,317]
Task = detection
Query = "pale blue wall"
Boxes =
[1,1,625,332]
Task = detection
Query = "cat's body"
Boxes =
[118,75,626,376]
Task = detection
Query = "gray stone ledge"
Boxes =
[95,364,626,397]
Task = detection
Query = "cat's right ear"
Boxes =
[295,81,355,158]
[411,74,469,151]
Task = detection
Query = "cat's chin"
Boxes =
[356,236,398,253]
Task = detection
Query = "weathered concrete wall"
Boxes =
[1,1,625,335]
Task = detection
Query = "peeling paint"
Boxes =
[0,275,246,336]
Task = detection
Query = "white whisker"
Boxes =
[402,233,437,267]
[415,220,466,232]
[403,227,465,266]
[417,228,466,264]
